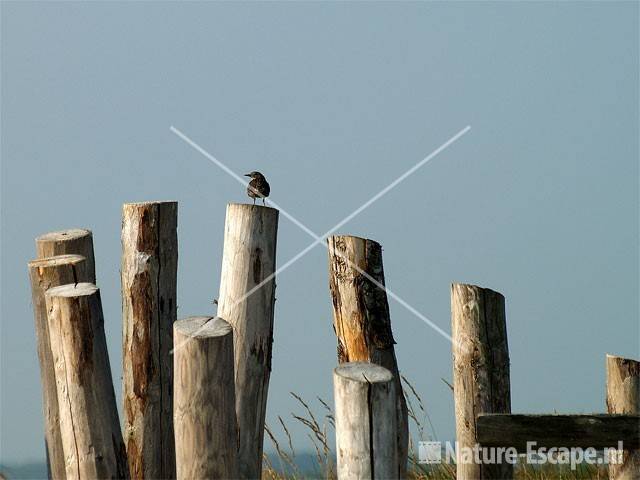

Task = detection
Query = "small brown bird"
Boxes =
[245,171,270,205]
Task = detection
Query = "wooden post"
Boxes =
[173,316,238,480]
[327,235,409,477]
[45,283,128,479]
[121,201,178,480]
[36,228,96,283]
[451,283,512,480]
[607,354,640,480]
[28,254,89,480]
[333,362,398,480]
[216,203,278,479]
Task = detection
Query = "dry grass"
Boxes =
[262,378,609,480]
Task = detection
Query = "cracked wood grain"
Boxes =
[46,283,128,480]
[28,254,90,480]
[217,203,279,479]
[121,201,177,480]
[327,235,409,478]
[451,283,512,480]
[173,316,238,480]
[333,362,397,480]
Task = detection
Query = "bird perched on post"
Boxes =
[245,171,270,205]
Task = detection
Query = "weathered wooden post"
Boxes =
[121,201,178,479]
[173,316,238,480]
[327,235,409,477]
[333,362,398,480]
[607,354,640,480]
[451,283,512,480]
[36,228,96,283]
[216,203,278,479]
[28,254,89,480]
[45,283,128,479]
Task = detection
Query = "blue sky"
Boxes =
[1,1,638,464]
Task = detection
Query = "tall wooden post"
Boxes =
[36,228,96,283]
[121,201,178,480]
[173,316,238,480]
[45,283,128,479]
[327,235,408,477]
[451,283,512,480]
[217,203,278,479]
[28,254,89,480]
[607,354,640,480]
[333,362,398,480]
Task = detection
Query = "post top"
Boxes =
[334,362,393,384]
[123,200,178,208]
[36,228,92,243]
[328,234,381,248]
[451,282,504,299]
[227,202,279,214]
[29,254,86,268]
[606,353,640,363]
[175,316,232,338]
[46,282,98,298]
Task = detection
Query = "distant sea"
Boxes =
[0,453,322,479]
[0,462,47,480]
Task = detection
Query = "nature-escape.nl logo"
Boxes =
[418,441,625,470]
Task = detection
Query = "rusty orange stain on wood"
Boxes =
[129,270,155,404]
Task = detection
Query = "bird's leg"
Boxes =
[253,198,256,205]
[262,198,266,206]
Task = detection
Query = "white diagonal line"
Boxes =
[331,246,455,343]
[170,126,319,241]
[171,125,469,311]
[214,125,469,334]
[170,125,469,352]
[249,125,471,307]
[321,125,470,237]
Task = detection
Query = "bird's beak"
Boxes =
[244,173,251,177]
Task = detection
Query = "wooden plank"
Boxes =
[477,414,640,451]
